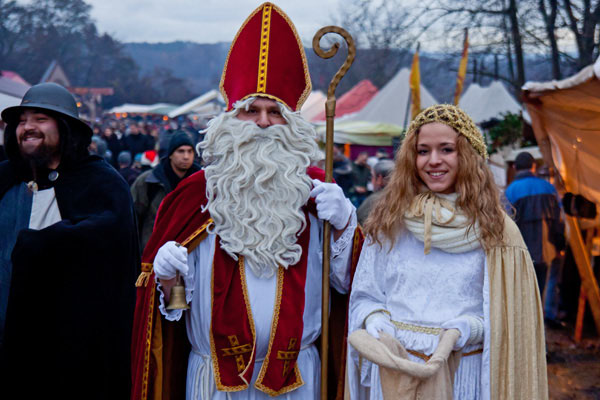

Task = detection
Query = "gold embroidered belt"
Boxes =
[391,320,483,362]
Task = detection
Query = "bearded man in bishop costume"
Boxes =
[131,3,363,399]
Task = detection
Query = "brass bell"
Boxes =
[166,270,190,310]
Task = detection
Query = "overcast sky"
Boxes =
[83,0,342,44]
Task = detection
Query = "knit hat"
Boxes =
[167,131,193,156]
[117,150,132,166]
[406,104,488,159]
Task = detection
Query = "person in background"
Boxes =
[350,151,371,208]
[117,150,139,186]
[123,122,154,159]
[131,131,201,251]
[356,159,395,225]
[333,143,354,197]
[102,126,123,168]
[505,151,565,326]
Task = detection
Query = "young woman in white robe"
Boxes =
[347,104,548,400]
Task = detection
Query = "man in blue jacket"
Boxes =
[505,151,565,324]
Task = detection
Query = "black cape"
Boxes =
[0,155,139,399]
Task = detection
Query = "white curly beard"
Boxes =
[198,99,322,278]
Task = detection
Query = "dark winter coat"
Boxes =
[505,170,565,265]
[131,158,200,252]
[0,155,139,399]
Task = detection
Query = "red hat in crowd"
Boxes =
[219,2,311,112]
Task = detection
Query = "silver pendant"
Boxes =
[48,170,59,182]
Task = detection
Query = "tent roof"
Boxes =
[0,76,30,98]
[344,68,437,127]
[0,92,23,120]
[312,80,378,122]
[459,81,522,124]
[300,91,326,121]
[106,103,178,115]
[523,56,600,205]
[0,71,29,86]
[168,89,222,118]
[315,120,403,146]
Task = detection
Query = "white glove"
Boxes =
[310,179,354,230]
[365,312,395,339]
[153,241,189,280]
[441,315,484,350]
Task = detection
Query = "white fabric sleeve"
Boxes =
[329,209,357,294]
[347,239,389,396]
[156,250,196,321]
[348,239,389,330]
[441,315,484,349]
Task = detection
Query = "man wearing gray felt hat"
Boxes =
[0,82,139,398]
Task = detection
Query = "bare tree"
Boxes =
[562,0,600,68]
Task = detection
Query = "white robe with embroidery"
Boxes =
[159,212,356,399]
[348,231,491,400]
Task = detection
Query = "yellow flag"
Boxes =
[409,48,421,120]
[453,29,469,105]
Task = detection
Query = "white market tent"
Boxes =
[0,92,22,116]
[300,91,326,122]
[343,68,438,128]
[168,89,223,118]
[0,75,30,119]
[315,121,404,146]
[459,81,524,124]
[106,103,178,115]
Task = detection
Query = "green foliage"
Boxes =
[486,112,530,154]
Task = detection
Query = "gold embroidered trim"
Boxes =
[256,4,272,93]
[363,309,391,328]
[219,2,311,111]
[240,93,292,111]
[351,226,362,267]
[211,254,257,392]
[181,219,213,253]
[141,283,156,400]
[219,3,264,110]
[254,267,304,395]
[238,255,258,386]
[392,320,444,336]
[407,347,483,362]
[270,3,312,110]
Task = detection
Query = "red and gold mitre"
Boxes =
[220,2,312,111]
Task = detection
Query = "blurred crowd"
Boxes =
[86,114,206,185]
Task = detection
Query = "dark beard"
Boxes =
[19,141,60,168]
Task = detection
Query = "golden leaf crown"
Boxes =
[407,104,488,159]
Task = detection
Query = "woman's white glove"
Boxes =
[310,179,354,230]
[441,315,484,350]
[153,241,189,280]
[365,312,395,339]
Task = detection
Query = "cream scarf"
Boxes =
[404,191,481,254]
